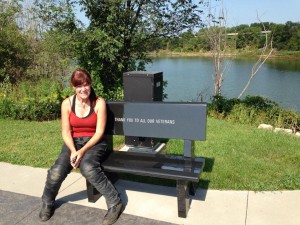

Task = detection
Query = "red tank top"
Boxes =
[69,96,97,138]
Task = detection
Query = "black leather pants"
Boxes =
[41,138,120,208]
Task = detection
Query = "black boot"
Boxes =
[103,201,123,225]
[39,203,54,222]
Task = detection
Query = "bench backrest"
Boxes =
[105,101,207,141]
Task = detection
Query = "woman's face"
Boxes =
[74,83,91,100]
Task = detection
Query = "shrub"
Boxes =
[242,95,278,110]
[272,109,300,131]
[208,95,240,117]
[227,104,261,125]
[208,95,300,131]
[0,98,18,119]
[0,77,123,121]
[0,78,65,121]
[0,96,62,121]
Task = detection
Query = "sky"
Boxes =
[222,0,300,26]
[76,0,300,27]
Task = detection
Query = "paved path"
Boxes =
[0,162,299,225]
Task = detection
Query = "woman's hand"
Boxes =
[70,150,84,169]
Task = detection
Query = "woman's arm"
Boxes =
[71,97,107,168]
[61,96,77,154]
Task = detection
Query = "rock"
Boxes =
[274,128,293,134]
[258,124,274,130]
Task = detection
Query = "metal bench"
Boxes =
[86,101,207,218]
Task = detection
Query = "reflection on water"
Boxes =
[145,56,300,112]
[266,58,300,72]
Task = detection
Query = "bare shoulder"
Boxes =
[95,97,106,111]
[96,96,105,105]
[62,95,73,110]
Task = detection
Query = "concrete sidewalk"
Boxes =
[0,162,299,225]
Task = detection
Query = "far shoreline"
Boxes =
[147,51,300,60]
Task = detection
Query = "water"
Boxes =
[145,56,300,112]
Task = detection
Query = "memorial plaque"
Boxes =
[105,102,207,141]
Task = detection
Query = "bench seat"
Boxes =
[102,151,205,182]
[87,150,205,218]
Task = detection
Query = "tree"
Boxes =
[75,0,206,94]
[32,0,207,95]
[0,0,31,84]
[205,0,228,96]
[203,2,275,99]
[178,30,196,52]
[31,0,79,81]
[236,26,260,49]
[285,22,300,51]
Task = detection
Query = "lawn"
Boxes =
[0,118,299,191]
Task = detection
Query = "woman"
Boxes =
[39,69,122,225]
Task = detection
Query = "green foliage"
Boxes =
[26,30,77,82]
[153,21,300,54]
[241,95,278,109]
[271,108,300,130]
[31,0,205,96]
[0,0,78,86]
[0,96,61,121]
[273,21,300,51]
[208,95,300,131]
[76,27,124,92]
[74,0,205,93]
[0,76,123,121]
[236,26,261,49]
[0,98,18,119]
[27,1,79,82]
[15,98,61,121]
[227,102,300,130]
[227,104,266,125]
[0,79,68,121]
[208,95,240,117]
[0,0,32,84]
[34,0,78,31]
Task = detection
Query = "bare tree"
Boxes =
[238,15,274,99]
[206,0,230,96]
[205,2,273,99]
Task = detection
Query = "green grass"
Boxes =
[1,118,299,191]
[195,119,300,191]
[274,50,300,57]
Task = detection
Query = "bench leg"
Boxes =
[86,180,102,203]
[176,180,190,218]
[86,172,119,203]
[188,182,197,196]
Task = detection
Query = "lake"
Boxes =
[145,56,300,112]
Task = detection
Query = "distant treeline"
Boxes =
[148,21,300,53]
